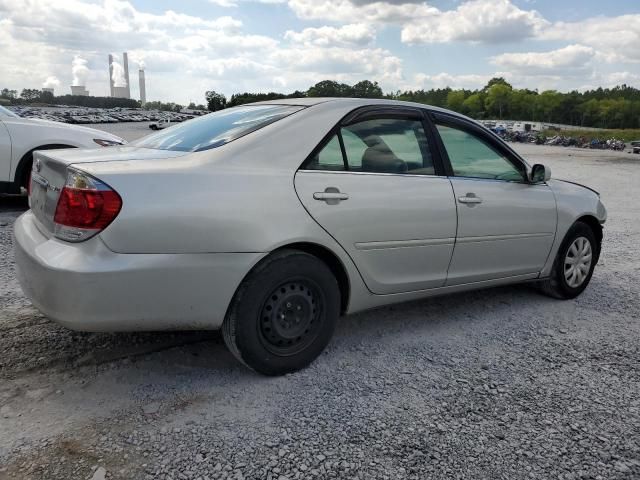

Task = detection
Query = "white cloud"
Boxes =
[287,0,437,24]
[284,24,375,47]
[491,44,596,76]
[401,0,548,44]
[409,72,496,90]
[271,47,402,80]
[541,15,640,63]
[210,0,285,6]
[0,0,405,102]
[287,0,547,44]
[42,76,61,89]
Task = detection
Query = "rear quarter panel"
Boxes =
[77,103,376,313]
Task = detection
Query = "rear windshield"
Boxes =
[133,104,304,152]
[0,106,19,118]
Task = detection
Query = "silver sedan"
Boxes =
[14,98,607,375]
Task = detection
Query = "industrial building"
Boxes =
[108,52,131,99]
[139,68,146,106]
[70,85,89,96]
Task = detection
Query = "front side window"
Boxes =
[133,104,303,152]
[305,117,434,175]
[436,124,524,181]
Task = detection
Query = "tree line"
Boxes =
[206,78,640,129]
[4,78,640,129]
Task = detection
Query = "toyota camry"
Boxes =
[14,98,607,375]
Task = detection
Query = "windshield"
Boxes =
[133,104,304,152]
[0,106,19,118]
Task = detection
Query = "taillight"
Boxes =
[53,169,122,242]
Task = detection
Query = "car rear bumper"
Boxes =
[13,211,264,332]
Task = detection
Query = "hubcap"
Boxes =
[564,236,593,288]
[259,280,323,356]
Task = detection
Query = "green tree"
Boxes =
[446,90,466,113]
[483,77,512,91]
[485,84,512,119]
[205,90,227,111]
[351,80,383,98]
[40,91,54,104]
[462,93,484,117]
[0,88,17,101]
[536,90,563,123]
[20,88,41,102]
[307,80,353,97]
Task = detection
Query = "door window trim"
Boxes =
[299,106,447,177]
[430,112,530,183]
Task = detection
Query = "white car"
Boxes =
[149,118,172,130]
[0,105,125,194]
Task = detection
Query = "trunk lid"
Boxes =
[28,146,188,236]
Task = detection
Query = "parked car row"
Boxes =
[0,105,126,194]
[7,106,200,125]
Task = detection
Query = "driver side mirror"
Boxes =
[529,164,551,183]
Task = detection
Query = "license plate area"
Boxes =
[29,174,48,214]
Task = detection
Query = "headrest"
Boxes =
[361,144,407,173]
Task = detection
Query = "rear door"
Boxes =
[295,107,457,294]
[431,113,557,285]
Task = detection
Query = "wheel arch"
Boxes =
[14,144,76,189]
[575,214,603,259]
[271,242,350,314]
[234,242,351,315]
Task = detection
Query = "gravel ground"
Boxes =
[1,141,639,480]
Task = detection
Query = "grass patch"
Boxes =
[541,129,640,143]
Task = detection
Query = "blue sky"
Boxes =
[1,0,639,104]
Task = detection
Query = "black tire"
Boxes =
[223,249,340,375]
[539,221,599,299]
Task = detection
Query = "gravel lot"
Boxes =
[1,136,639,479]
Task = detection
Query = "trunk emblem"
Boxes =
[34,158,42,173]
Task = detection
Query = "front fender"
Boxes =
[540,179,606,276]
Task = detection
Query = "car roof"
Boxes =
[250,97,474,122]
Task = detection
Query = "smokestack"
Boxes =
[139,69,146,106]
[108,54,115,97]
[123,52,131,99]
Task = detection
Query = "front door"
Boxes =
[433,117,557,285]
[295,110,457,294]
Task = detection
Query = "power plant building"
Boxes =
[139,69,146,106]
[70,85,89,96]
[108,53,131,99]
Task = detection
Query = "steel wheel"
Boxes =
[258,279,324,356]
[564,236,593,288]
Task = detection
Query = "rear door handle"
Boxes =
[458,194,482,205]
[313,187,349,205]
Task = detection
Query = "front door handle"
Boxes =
[458,193,482,205]
[313,187,349,205]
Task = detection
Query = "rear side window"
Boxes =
[133,105,303,152]
[305,117,434,175]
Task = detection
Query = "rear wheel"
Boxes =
[223,249,340,375]
[539,221,598,299]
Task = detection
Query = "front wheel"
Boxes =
[539,221,599,299]
[223,250,340,375]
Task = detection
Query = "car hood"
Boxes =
[8,117,125,143]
